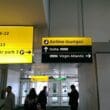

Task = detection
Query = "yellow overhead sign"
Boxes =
[42,37,92,46]
[0,26,33,64]
[31,76,49,82]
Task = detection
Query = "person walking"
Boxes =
[37,86,47,110]
[24,88,38,110]
[3,86,15,110]
[68,85,79,110]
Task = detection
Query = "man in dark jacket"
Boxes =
[68,85,79,110]
[3,86,15,110]
[38,86,47,110]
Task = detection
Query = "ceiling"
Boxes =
[0,0,48,71]
[0,0,47,26]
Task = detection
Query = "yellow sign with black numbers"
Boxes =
[0,26,33,64]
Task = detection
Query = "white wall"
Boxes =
[49,0,110,110]
[78,63,98,110]
[49,1,98,109]
[96,53,110,110]
[83,0,110,42]
[49,0,80,36]
[7,69,20,105]
[50,0,110,42]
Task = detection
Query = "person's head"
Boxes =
[71,84,75,90]
[6,86,12,93]
[29,88,37,99]
[43,86,47,91]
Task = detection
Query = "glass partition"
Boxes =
[19,63,79,106]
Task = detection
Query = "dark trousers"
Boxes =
[70,103,78,110]
[41,104,46,110]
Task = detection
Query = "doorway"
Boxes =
[19,64,79,106]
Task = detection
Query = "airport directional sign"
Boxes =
[0,26,33,64]
[42,37,92,63]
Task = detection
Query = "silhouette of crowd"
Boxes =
[0,86,48,110]
[24,86,47,110]
[0,85,79,110]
